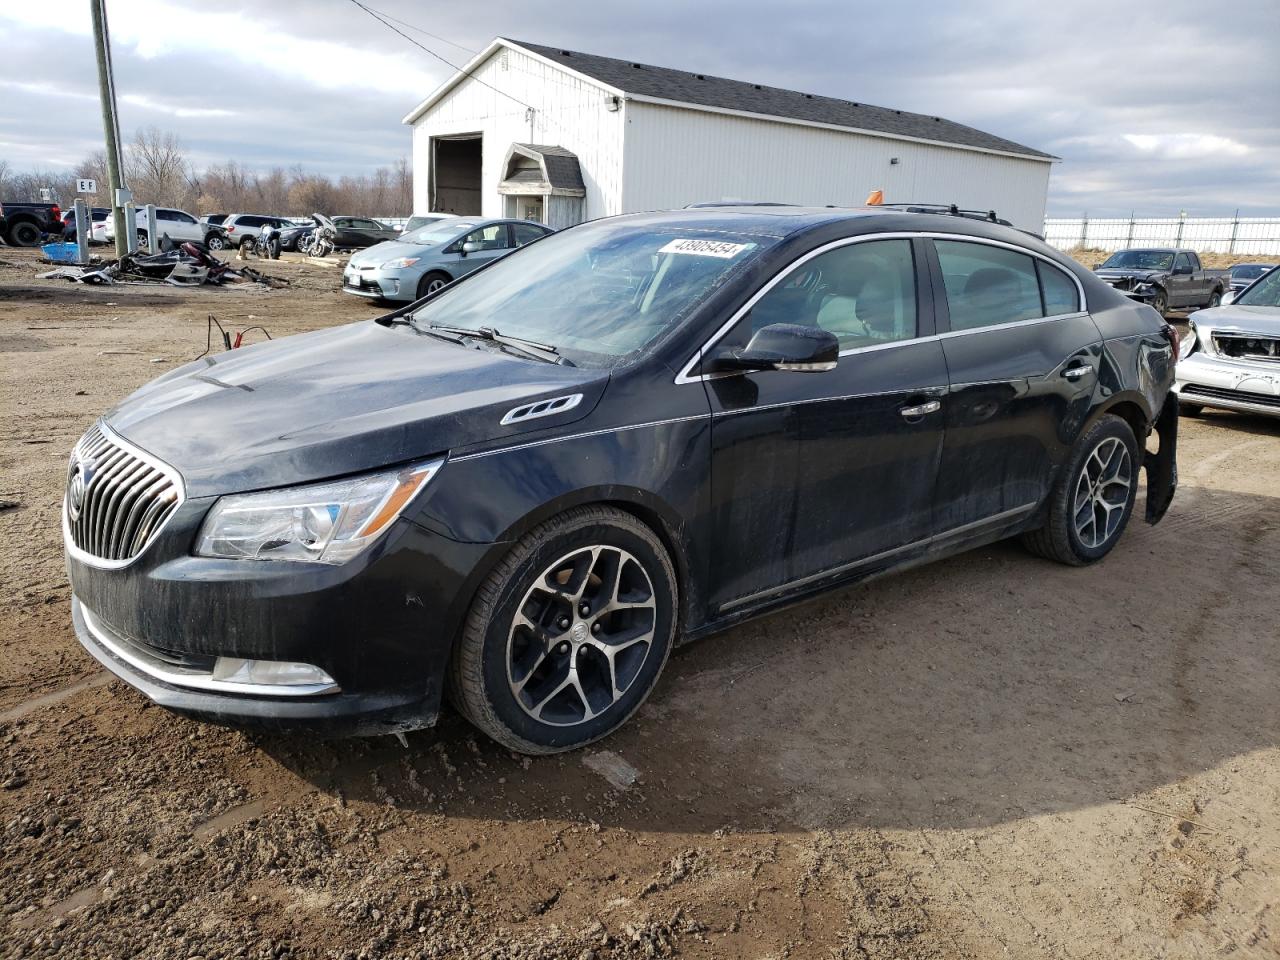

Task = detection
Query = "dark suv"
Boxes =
[64,206,1179,753]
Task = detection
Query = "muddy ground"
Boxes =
[0,246,1276,959]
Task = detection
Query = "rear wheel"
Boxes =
[448,506,678,754]
[1022,414,1139,566]
[1205,290,1222,309]
[135,229,150,252]
[8,220,41,246]
[1179,400,1204,417]
[417,271,450,299]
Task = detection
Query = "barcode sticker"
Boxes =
[658,238,751,258]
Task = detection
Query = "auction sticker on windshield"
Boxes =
[659,238,753,258]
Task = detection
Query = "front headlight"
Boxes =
[380,257,420,269]
[195,459,442,564]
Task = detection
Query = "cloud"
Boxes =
[1122,134,1251,160]
[2,0,1278,216]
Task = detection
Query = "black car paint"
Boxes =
[66,208,1178,735]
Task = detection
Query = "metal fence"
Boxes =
[1044,216,1280,255]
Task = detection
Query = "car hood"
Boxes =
[104,322,608,497]
[1187,303,1280,334]
[347,239,427,266]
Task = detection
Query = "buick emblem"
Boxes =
[67,457,94,521]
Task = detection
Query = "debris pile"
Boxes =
[38,241,287,288]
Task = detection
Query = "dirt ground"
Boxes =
[1,245,1276,960]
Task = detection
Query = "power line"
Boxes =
[354,3,478,55]
[345,0,536,113]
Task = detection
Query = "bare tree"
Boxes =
[6,128,414,217]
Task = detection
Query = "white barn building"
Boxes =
[403,38,1055,231]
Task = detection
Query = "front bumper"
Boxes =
[1174,352,1280,418]
[66,498,502,736]
[342,265,410,301]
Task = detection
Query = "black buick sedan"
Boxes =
[64,206,1179,753]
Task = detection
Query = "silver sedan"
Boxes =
[342,218,553,303]
[1175,266,1280,418]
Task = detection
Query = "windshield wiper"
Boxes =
[426,324,574,366]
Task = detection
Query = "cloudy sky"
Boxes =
[2,0,1277,216]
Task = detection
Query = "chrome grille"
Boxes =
[65,422,183,564]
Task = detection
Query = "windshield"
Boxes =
[1101,250,1175,271]
[410,220,772,367]
[1237,267,1280,307]
[402,221,475,245]
[1230,264,1272,280]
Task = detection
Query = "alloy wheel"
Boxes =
[1072,436,1132,549]
[426,278,447,294]
[506,545,658,727]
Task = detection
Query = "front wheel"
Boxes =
[416,272,450,299]
[1022,414,1139,566]
[1150,289,1168,318]
[449,506,678,754]
[135,229,150,252]
[205,234,226,251]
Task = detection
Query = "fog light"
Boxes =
[211,657,337,688]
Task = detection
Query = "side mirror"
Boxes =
[712,323,839,373]
[1221,291,1235,305]
[460,241,480,256]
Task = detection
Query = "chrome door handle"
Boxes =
[899,400,941,418]
[1062,363,1094,380]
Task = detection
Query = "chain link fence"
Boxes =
[1044,216,1280,255]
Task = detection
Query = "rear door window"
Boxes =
[935,240,1044,331]
[511,222,549,246]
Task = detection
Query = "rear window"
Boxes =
[935,241,1044,331]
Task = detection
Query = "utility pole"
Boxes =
[91,0,130,258]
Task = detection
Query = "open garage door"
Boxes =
[430,135,482,215]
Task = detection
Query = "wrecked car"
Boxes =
[1093,248,1224,317]
[1176,264,1280,418]
[63,205,1179,754]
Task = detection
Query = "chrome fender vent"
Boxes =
[500,393,583,426]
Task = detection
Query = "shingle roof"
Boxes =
[513,144,586,191]
[508,39,1054,161]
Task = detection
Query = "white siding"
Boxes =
[410,48,625,220]
[621,102,1052,231]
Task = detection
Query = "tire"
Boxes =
[8,220,41,247]
[417,271,451,299]
[136,229,150,252]
[448,505,678,754]
[1150,288,1168,318]
[1180,401,1204,417]
[1022,414,1140,566]
[1205,290,1222,310]
[205,234,226,251]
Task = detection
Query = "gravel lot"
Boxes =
[1,246,1277,959]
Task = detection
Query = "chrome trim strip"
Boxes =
[675,232,1087,385]
[450,413,709,463]
[499,393,584,426]
[717,503,1038,612]
[62,421,187,571]
[713,385,947,417]
[77,599,341,697]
